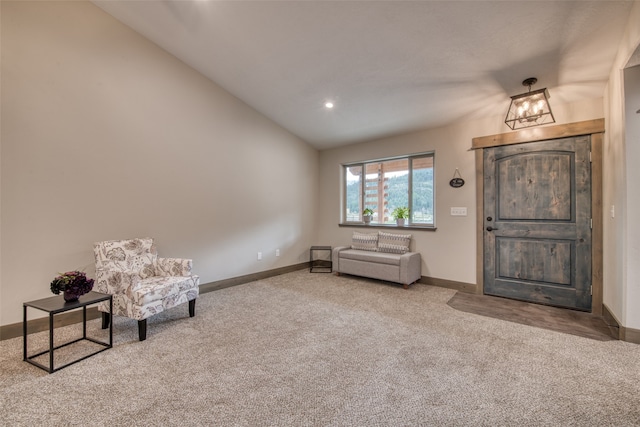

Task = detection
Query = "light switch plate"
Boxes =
[451,207,467,216]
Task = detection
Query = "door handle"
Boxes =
[486,226,498,232]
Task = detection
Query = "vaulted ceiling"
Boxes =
[93,0,635,149]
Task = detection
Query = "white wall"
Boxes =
[0,1,319,326]
[318,99,604,286]
[624,65,640,330]
[603,0,640,331]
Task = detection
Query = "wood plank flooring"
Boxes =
[447,292,618,341]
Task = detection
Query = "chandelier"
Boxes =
[505,77,555,130]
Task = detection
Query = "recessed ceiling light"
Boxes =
[325,102,334,109]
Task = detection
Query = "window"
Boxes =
[343,153,435,227]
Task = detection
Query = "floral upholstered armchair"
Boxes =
[93,237,199,341]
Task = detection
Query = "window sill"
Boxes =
[339,223,437,231]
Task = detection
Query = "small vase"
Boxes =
[63,290,80,302]
[396,218,405,227]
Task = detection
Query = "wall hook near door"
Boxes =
[450,168,465,188]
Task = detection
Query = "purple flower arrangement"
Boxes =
[50,271,94,300]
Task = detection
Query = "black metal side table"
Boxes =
[23,291,112,373]
[310,246,332,273]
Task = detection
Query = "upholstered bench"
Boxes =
[332,231,421,289]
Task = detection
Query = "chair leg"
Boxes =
[138,319,147,341]
[189,299,196,317]
[101,312,111,329]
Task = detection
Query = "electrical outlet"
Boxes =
[611,205,615,218]
[276,249,280,257]
[257,252,262,260]
[451,207,467,216]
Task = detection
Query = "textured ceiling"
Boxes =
[93,0,635,149]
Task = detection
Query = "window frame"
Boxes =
[341,151,436,230]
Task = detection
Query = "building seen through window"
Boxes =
[344,154,434,227]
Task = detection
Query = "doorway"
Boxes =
[483,136,592,310]
[472,120,604,314]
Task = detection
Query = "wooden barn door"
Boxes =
[483,136,592,311]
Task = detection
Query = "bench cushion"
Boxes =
[339,249,402,266]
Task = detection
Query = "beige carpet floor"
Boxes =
[2,270,639,426]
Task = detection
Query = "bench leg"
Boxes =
[404,279,420,290]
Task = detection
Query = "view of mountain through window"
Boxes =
[344,154,434,226]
